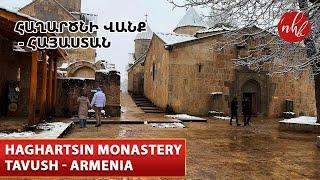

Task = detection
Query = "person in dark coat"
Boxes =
[242,97,252,126]
[230,97,241,126]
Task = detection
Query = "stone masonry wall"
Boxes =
[168,35,235,115]
[144,33,316,117]
[56,71,121,117]
[144,36,170,109]
[128,61,144,95]
[134,39,150,60]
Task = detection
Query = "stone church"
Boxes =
[128,8,316,118]
[127,24,153,95]
[19,0,112,78]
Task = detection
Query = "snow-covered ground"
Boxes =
[88,109,106,115]
[214,116,231,121]
[165,114,206,121]
[148,122,185,128]
[208,111,224,114]
[0,122,73,138]
[280,116,320,126]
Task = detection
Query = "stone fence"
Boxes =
[55,71,120,117]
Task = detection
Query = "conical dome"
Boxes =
[135,24,153,40]
[174,7,208,34]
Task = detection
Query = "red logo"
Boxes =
[278,11,311,43]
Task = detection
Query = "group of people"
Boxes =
[230,97,252,126]
[77,87,106,128]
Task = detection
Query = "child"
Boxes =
[77,91,91,128]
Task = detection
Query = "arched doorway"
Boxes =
[241,79,261,115]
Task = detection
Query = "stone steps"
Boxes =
[140,106,161,110]
[143,109,165,113]
[137,104,156,107]
[130,95,164,113]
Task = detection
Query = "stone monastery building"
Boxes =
[19,0,113,79]
[129,8,316,118]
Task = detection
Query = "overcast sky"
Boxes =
[1,0,208,79]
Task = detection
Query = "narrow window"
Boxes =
[197,63,203,73]
[152,63,155,81]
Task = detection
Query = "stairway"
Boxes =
[131,95,165,113]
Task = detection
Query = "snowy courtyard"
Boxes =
[62,93,320,179]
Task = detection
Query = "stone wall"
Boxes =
[55,71,121,117]
[128,61,144,95]
[279,122,320,133]
[174,26,205,35]
[71,67,96,79]
[134,39,150,60]
[143,32,316,117]
[168,35,235,115]
[144,35,170,109]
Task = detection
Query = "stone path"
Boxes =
[63,93,320,179]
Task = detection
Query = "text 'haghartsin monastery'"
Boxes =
[128,8,316,118]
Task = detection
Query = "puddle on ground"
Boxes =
[148,122,185,128]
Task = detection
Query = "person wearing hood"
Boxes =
[91,87,106,127]
[77,90,91,128]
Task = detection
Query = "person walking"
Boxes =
[91,87,106,127]
[230,97,241,126]
[77,91,91,128]
[242,97,252,126]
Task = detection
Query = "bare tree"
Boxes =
[168,0,320,122]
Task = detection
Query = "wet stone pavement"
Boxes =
[63,93,320,180]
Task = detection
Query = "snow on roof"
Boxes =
[59,77,95,81]
[59,63,69,69]
[135,24,153,40]
[127,53,146,71]
[155,32,197,45]
[128,53,136,64]
[175,7,208,30]
[198,24,233,34]
[96,69,120,75]
[71,12,98,24]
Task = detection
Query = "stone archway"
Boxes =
[67,61,97,78]
[241,79,261,115]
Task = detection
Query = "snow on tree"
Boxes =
[168,0,320,122]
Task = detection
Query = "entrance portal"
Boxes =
[241,80,261,116]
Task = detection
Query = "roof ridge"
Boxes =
[156,32,194,37]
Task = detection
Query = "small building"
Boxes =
[127,24,153,95]
[133,8,316,117]
[19,0,99,79]
[0,7,67,125]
